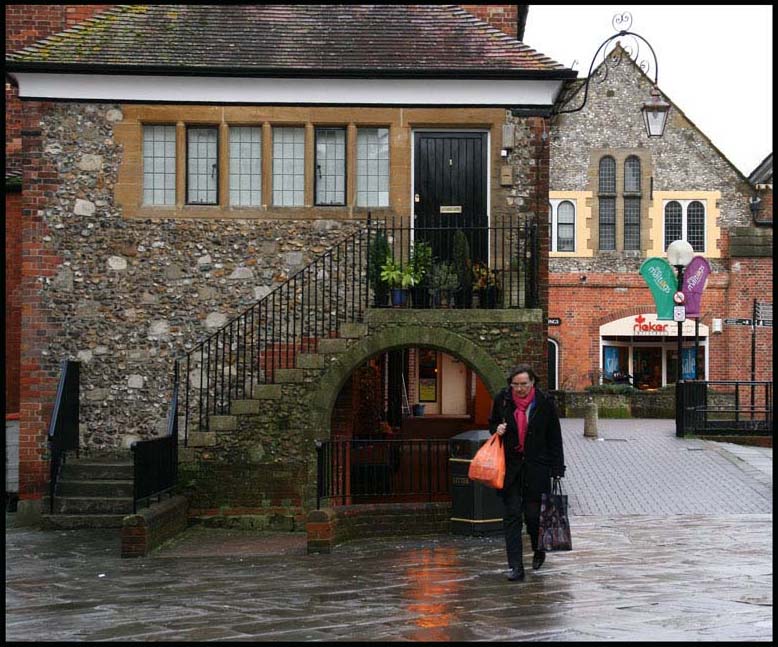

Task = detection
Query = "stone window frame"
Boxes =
[589,149,653,255]
[116,106,512,221]
[548,198,576,252]
[663,199,706,252]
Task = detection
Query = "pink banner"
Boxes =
[681,256,711,318]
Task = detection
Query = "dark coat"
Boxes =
[488,386,565,500]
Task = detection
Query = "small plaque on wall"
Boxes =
[500,165,513,186]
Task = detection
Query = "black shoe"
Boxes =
[532,551,546,570]
[506,567,525,582]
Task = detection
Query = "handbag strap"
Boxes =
[552,476,564,495]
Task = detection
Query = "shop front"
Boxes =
[600,314,708,389]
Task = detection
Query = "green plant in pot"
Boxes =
[472,262,501,308]
[368,227,391,306]
[429,261,459,307]
[452,229,473,308]
[409,241,433,308]
[380,254,415,307]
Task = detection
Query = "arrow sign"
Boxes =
[723,318,753,326]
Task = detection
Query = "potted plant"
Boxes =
[452,229,473,308]
[368,227,391,307]
[472,262,501,308]
[409,241,433,308]
[429,261,459,307]
[380,254,415,307]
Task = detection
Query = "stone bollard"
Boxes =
[584,399,598,438]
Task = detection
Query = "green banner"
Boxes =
[639,257,678,320]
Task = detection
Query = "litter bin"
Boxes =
[449,429,504,536]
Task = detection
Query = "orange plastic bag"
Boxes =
[467,433,505,489]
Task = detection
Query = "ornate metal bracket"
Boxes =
[554,12,661,116]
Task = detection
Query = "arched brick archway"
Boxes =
[307,325,507,441]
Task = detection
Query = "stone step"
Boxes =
[339,323,368,338]
[62,462,134,480]
[317,338,351,354]
[251,384,283,400]
[274,368,305,383]
[57,479,134,498]
[52,496,134,515]
[231,399,262,415]
[42,513,127,529]
[296,353,325,369]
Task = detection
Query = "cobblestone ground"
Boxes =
[5,421,773,642]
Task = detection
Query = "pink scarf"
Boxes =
[512,386,535,453]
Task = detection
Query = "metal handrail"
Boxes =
[47,360,80,513]
[132,361,179,513]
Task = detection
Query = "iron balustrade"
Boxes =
[47,360,81,513]
[679,380,773,436]
[132,362,179,512]
[175,215,541,444]
[315,439,452,508]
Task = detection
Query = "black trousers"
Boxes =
[499,466,541,569]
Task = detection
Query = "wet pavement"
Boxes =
[5,420,773,641]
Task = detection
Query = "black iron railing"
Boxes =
[176,215,541,443]
[132,362,179,512]
[48,360,80,513]
[315,439,452,508]
[679,380,773,436]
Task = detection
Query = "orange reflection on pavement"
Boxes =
[400,547,463,638]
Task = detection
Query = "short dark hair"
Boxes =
[507,364,539,386]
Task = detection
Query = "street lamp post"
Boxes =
[667,240,694,433]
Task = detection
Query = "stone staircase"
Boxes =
[184,322,368,449]
[43,451,134,529]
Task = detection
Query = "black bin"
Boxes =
[448,429,504,535]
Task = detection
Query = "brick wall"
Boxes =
[459,4,518,38]
[121,495,188,558]
[5,190,22,414]
[18,102,64,501]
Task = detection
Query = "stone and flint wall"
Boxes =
[18,100,548,515]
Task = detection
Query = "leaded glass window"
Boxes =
[599,198,616,250]
[624,197,641,250]
[664,201,683,250]
[624,156,641,193]
[187,127,218,205]
[272,127,305,207]
[599,156,616,193]
[687,201,705,251]
[229,127,262,207]
[143,125,176,206]
[315,127,346,206]
[557,200,575,251]
[356,128,390,207]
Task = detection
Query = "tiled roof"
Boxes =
[5,4,572,77]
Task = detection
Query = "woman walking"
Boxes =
[490,364,566,581]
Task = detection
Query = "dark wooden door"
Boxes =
[414,131,488,262]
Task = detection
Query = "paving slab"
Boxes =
[5,419,773,642]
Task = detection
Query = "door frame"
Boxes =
[410,128,492,250]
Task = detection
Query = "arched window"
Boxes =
[687,201,705,251]
[664,200,705,252]
[598,156,616,250]
[549,200,576,252]
[623,156,641,250]
[547,339,559,391]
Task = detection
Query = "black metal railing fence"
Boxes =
[132,362,179,512]
[315,439,452,508]
[47,360,81,513]
[679,380,773,436]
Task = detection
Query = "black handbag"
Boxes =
[537,477,572,551]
